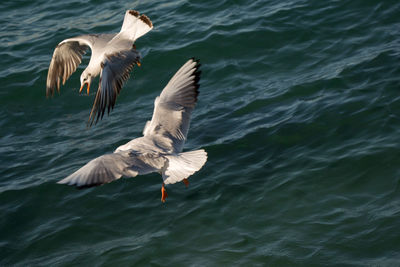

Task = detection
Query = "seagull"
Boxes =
[58,58,207,202]
[46,10,153,125]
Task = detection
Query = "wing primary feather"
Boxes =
[143,58,202,152]
[86,50,140,126]
[46,40,89,97]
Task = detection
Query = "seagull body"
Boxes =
[46,10,153,125]
[58,59,207,202]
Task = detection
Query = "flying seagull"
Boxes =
[46,10,153,125]
[58,58,207,202]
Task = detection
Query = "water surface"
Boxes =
[1,0,400,265]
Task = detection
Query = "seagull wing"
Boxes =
[88,49,140,126]
[58,150,165,188]
[143,58,201,153]
[46,35,95,96]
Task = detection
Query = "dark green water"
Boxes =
[1,0,400,265]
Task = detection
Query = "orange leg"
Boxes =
[161,183,168,203]
[183,178,189,187]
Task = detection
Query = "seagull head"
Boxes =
[79,71,92,95]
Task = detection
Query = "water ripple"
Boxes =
[1,0,400,265]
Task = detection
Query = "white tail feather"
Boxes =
[163,149,207,185]
[120,10,153,41]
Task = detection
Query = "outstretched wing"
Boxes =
[58,150,165,188]
[143,58,201,153]
[46,36,95,96]
[88,49,140,126]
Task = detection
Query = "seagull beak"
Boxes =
[79,82,91,95]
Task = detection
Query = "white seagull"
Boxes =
[58,59,207,202]
[46,10,153,125]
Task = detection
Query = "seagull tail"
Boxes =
[120,10,153,41]
[162,149,208,185]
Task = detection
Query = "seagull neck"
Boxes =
[85,64,100,77]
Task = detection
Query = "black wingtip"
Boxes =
[139,14,153,28]
[190,58,201,98]
[128,10,140,17]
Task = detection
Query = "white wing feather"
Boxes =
[58,152,136,188]
[46,35,95,96]
[58,150,165,188]
[144,58,201,153]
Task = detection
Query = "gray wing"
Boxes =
[46,36,94,96]
[88,49,140,126]
[143,58,201,153]
[58,150,165,188]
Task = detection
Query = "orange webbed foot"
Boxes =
[183,178,189,187]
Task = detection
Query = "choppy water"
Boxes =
[1,0,400,265]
